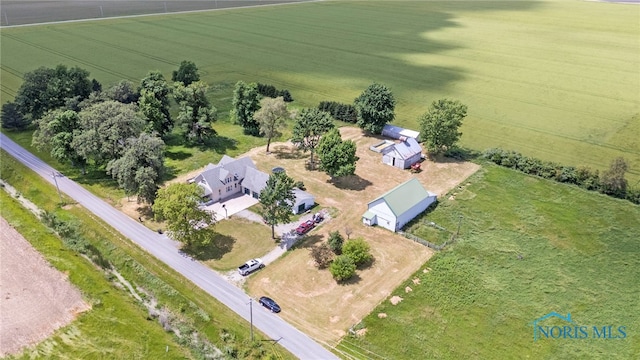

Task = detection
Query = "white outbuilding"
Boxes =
[362,178,437,232]
[381,124,420,140]
[381,137,423,169]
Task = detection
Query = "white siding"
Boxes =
[395,195,436,230]
[368,199,397,232]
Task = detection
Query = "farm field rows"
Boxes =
[1,0,638,182]
[344,165,640,359]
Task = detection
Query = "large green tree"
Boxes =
[73,101,146,166]
[153,183,216,249]
[316,128,359,179]
[230,81,261,136]
[600,157,628,198]
[291,108,335,169]
[173,81,217,143]
[259,171,296,239]
[255,97,290,153]
[419,99,468,155]
[33,109,87,172]
[139,71,172,136]
[104,80,139,104]
[106,133,166,203]
[172,60,200,86]
[354,83,396,134]
[1,102,29,130]
[15,65,95,120]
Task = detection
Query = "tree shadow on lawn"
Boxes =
[272,145,307,160]
[331,174,372,191]
[339,273,362,286]
[184,233,236,261]
[165,149,192,161]
[201,134,238,154]
[290,233,324,251]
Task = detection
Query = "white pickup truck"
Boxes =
[238,258,264,276]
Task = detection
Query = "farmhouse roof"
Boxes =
[369,178,435,216]
[242,166,269,193]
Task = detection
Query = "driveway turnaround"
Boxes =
[0,133,338,360]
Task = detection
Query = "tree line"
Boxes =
[483,148,638,204]
[1,61,214,204]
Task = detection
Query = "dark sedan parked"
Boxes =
[258,296,281,313]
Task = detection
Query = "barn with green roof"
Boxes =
[362,178,436,232]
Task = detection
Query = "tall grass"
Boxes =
[342,165,640,359]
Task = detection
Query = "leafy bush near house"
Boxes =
[329,255,356,281]
[342,238,373,266]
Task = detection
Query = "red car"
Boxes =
[295,220,315,235]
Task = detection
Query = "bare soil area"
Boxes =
[242,127,480,344]
[0,217,90,357]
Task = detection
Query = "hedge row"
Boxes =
[482,148,639,205]
[256,83,293,102]
[318,101,357,123]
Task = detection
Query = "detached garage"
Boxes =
[291,188,315,214]
[362,178,437,232]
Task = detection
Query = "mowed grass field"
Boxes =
[341,165,640,359]
[1,0,639,181]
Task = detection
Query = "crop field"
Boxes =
[342,165,640,359]
[1,0,638,182]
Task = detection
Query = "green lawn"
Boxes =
[2,0,638,182]
[0,193,193,359]
[199,217,275,271]
[339,165,640,359]
[0,150,294,359]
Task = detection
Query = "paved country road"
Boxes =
[0,133,338,360]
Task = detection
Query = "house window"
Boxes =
[227,185,233,192]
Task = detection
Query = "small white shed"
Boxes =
[381,137,423,169]
[382,124,420,140]
[362,178,436,232]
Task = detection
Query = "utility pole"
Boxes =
[222,204,228,219]
[249,298,254,341]
[52,171,63,204]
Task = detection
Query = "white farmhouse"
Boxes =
[362,178,437,232]
[192,155,314,214]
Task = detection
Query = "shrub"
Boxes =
[310,243,334,269]
[318,101,357,123]
[294,180,306,190]
[257,83,293,102]
[1,102,29,130]
[342,238,372,266]
[328,231,344,254]
[278,89,293,102]
[329,255,356,282]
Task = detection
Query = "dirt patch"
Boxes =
[0,216,90,357]
[390,296,403,305]
[245,127,479,344]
